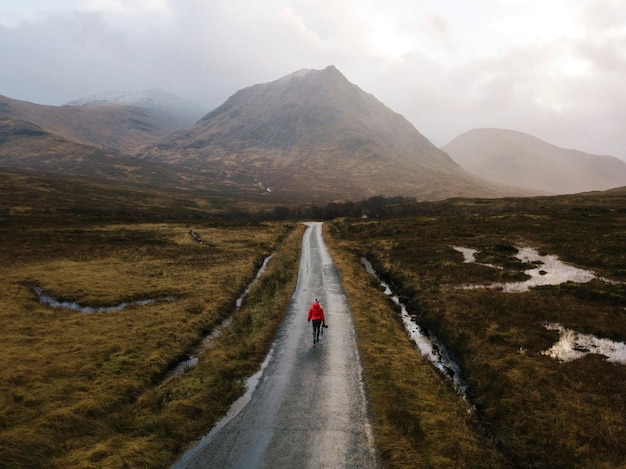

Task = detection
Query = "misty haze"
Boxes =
[2,1,626,468]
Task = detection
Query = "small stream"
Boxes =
[171,342,277,469]
[30,254,275,381]
[31,285,171,313]
[361,258,470,401]
[164,254,274,380]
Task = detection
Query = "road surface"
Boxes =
[173,222,379,469]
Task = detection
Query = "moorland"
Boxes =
[0,170,304,468]
[327,187,626,468]
[1,169,625,468]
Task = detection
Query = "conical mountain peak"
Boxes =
[193,65,437,156]
[277,64,343,81]
[137,67,531,201]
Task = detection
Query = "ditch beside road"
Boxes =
[173,222,380,469]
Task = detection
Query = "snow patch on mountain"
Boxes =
[66,89,206,123]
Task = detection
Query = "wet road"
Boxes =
[173,222,379,469]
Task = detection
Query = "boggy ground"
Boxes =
[327,193,626,468]
[0,218,303,468]
[3,173,625,468]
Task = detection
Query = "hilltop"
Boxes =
[443,128,626,194]
[0,91,202,155]
[135,66,534,201]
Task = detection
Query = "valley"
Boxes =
[0,203,302,468]
[1,65,626,468]
[1,178,624,468]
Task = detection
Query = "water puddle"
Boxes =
[189,230,206,244]
[451,246,500,269]
[164,254,274,380]
[542,323,626,364]
[361,258,470,401]
[168,357,199,377]
[453,246,625,364]
[31,285,171,313]
[456,246,600,292]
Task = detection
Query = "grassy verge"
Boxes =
[0,220,304,468]
[324,224,508,468]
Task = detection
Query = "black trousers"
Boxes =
[312,319,322,339]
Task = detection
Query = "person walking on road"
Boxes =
[307,298,326,345]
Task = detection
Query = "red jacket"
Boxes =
[307,302,325,323]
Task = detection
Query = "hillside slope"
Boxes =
[136,66,535,202]
[443,128,626,194]
[0,91,202,155]
[0,117,213,190]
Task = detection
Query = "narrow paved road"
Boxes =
[173,222,379,469]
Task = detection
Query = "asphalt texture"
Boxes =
[173,222,379,469]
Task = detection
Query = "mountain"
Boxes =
[0,116,207,188]
[135,66,536,202]
[66,89,205,130]
[0,90,204,155]
[443,128,626,194]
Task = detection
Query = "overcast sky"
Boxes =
[1,0,625,160]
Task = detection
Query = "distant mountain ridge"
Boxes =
[66,89,205,129]
[6,67,621,203]
[135,66,532,201]
[0,90,203,154]
[443,128,626,194]
[0,91,220,190]
[0,115,199,188]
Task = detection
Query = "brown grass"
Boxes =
[4,173,626,468]
[0,220,303,468]
[324,225,508,468]
[327,193,626,468]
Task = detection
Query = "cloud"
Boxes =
[1,0,625,160]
